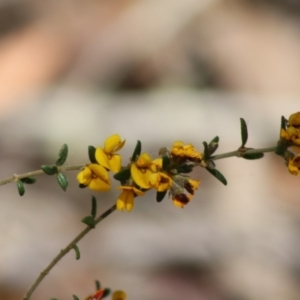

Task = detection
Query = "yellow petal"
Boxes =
[288,160,299,176]
[112,290,127,300]
[109,154,122,173]
[131,164,151,189]
[89,178,110,191]
[104,134,125,154]
[89,164,110,183]
[289,112,300,127]
[136,153,152,167]
[95,147,110,169]
[116,190,134,212]
[76,167,92,185]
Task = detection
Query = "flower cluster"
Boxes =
[279,112,300,175]
[77,135,202,212]
[86,289,126,300]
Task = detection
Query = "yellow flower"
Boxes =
[77,164,110,191]
[289,112,300,127]
[172,193,192,208]
[95,134,125,172]
[116,186,144,212]
[148,172,172,192]
[85,289,104,300]
[171,141,202,161]
[112,290,127,300]
[184,179,200,195]
[130,153,155,189]
[288,154,300,176]
[281,127,300,145]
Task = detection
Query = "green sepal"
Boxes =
[102,288,111,298]
[202,141,209,160]
[156,190,167,202]
[57,173,68,191]
[81,216,95,228]
[242,152,264,160]
[206,168,227,186]
[73,244,80,260]
[72,295,80,300]
[56,144,68,166]
[208,136,219,155]
[41,165,58,175]
[91,195,97,219]
[281,115,287,129]
[50,298,58,300]
[114,168,130,182]
[17,180,25,196]
[21,177,36,184]
[95,280,101,290]
[162,155,171,170]
[240,118,248,147]
[131,140,141,162]
[79,184,87,188]
[88,146,98,164]
[177,164,193,173]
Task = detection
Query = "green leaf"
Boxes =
[102,288,111,298]
[202,141,209,160]
[81,216,95,228]
[177,164,194,173]
[281,115,287,129]
[79,183,87,188]
[208,136,219,155]
[206,168,227,186]
[72,295,80,300]
[73,244,80,260]
[21,177,36,184]
[57,173,68,191]
[50,298,58,300]
[56,144,68,166]
[95,280,101,290]
[91,196,97,219]
[113,168,131,182]
[162,155,171,170]
[242,152,264,160]
[275,143,285,156]
[131,140,141,162]
[41,165,58,175]
[156,191,167,202]
[88,146,98,164]
[240,118,248,147]
[17,180,25,196]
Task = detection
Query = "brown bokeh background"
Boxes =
[1,0,300,299]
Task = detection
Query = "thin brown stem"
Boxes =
[23,204,117,300]
[0,165,84,186]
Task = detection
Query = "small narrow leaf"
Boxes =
[102,288,111,298]
[113,168,130,182]
[240,118,248,147]
[131,140,141,162]
[275,143,285,156]
[208,136,219,155]
[56,144,68,166]
[21,177,36,184]
[162,155,171,170]
[177,164,193,173]
[73,244,80,260]
[281,115,287,129]
[95,280,101,290]
[17,180,25,196]
[202,141,209,160]
[88,146,98,164]
[242,152,264,160]
[91,196,97,219]
[57,173,68,191]
[156,191,167,202]
[81,216,95,228]
[50,298,58,300]
[206,168,227,186]
[72,295,80,300]
[41,165,58,175]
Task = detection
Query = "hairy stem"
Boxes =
[210,146,277,161]
[23,204,116,300]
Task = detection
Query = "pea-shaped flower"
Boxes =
[116,186,144,212]
[95,134,125,173]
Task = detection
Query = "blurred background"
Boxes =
[0,0,300,299]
